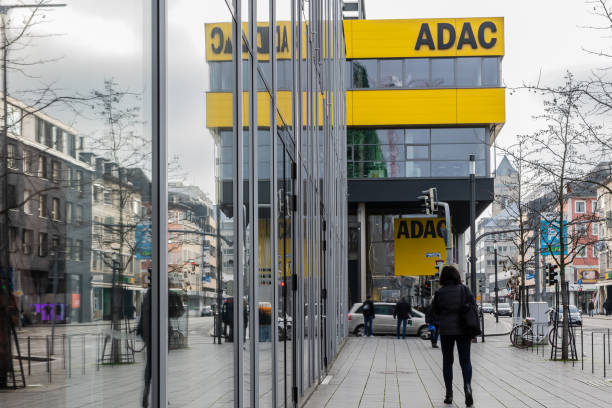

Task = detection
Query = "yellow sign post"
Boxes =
[394,217,448,276]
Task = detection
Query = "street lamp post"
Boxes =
[494,242,499,323]
[469,154,477,295]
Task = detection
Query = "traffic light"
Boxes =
[423,281,431,297]
[547,264,559,286]
[478,277,486,293]
[417,187,437,215]
[414,285,421,297]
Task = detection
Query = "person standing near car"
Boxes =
[432,265,477,407]
[362,296,375,337]
[588,300,594,317]
[393,297,412,339]
[424,303,439,348]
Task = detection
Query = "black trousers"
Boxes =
[440,335,472,394]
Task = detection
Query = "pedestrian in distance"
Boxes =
[393,297,413,339]
[362,296,375,337]
[424,303,439,348]
[588,300,594,317]
[432,265,477,407]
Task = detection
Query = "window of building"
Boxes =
[482,57,500,86]
[456,57,482,87]
[75,170,83,192]
[75,240,83,261]
[592,200,598,214]
[38,155,48,179]
[8,104,22,136]
[23,150,33,174]
[24,190,35,215]
[52,197,61,221]
[51,160,61,183]
[76,205,84,224]
[51,235,61,255]
[594,245,599,259]
[22,229,32,255]
[66,238,73,260]
[405,58,429,88]
[94,185,103,203]
[92,250,98,270]
[39,194,47,218]
[576,245,587,258]
[351,59,377,88]
[431,58,454,87]
[67,133,76,158]
[44,123,53,148]
[65,166,72,187]
[104,190,112,205]
[66,202,73,224]
[7,143,17,169]
[35,117,44,143]
[133,199,141,216]
[575,201,586,214]
[38,232,48,257]
[379,59,403,88]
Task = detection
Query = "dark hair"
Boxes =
[439,265,461,286]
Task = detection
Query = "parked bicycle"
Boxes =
[510,317,546,348]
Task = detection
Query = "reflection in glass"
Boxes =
[380,59,403,88]
[456,57,482,87]
[482,57,500,86]
[405,58,429,88]
[431,58,455,87]
[352,60,377,88]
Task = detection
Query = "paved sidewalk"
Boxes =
[304,335,612,408]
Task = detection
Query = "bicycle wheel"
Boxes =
[510,325,532,349]
[127,329,146,353]
[548,326,574,349]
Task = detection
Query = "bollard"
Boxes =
[581,326,584,371]
[68,335,72,378]
[608,328,610,365]
[592,332,594,374]
[604,333,607,378]
[27,336,31,376]
[63,334,66,369]
[82,335,86,375]
[96,333,100,372]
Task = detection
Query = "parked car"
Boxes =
[200,305,213,316]
[495,303,512,317]
[556,305,582,326]
[480,303,494,314]
[347,302,428,337]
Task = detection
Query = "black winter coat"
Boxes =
[362,300,375,318]
[432,283,476,336]
[393,300,412,320]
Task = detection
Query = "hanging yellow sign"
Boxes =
[393,217,448,276]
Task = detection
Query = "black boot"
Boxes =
[444,391,452,404]
[464,384,473,407]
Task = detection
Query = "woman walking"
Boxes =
[432,265,476,407]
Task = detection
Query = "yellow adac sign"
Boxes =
[394,217,447,276]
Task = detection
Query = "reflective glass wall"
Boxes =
[0,1,155,406]
[1,1,347,407]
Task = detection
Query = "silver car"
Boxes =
[347,302,428,337]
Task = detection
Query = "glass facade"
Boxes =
[348,57,501,89]
[347,128,489,178]
[0,1,347,407]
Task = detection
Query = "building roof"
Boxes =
[496,156,518,177]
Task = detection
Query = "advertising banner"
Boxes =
[393,217,448,276]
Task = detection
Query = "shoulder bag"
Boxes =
[460,285,482,337]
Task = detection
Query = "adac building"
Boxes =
[343,18,505,303]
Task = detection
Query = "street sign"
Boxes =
[577,279,582,285]
[394,217,448,276]
[540,219,568,256]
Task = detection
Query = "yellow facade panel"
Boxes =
[206,91,326,128]
[347,89,457,126]
[456,88,505,124]
[344,17,504,59]
[347,88,505,127]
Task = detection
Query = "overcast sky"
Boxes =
[8,0,612,199]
